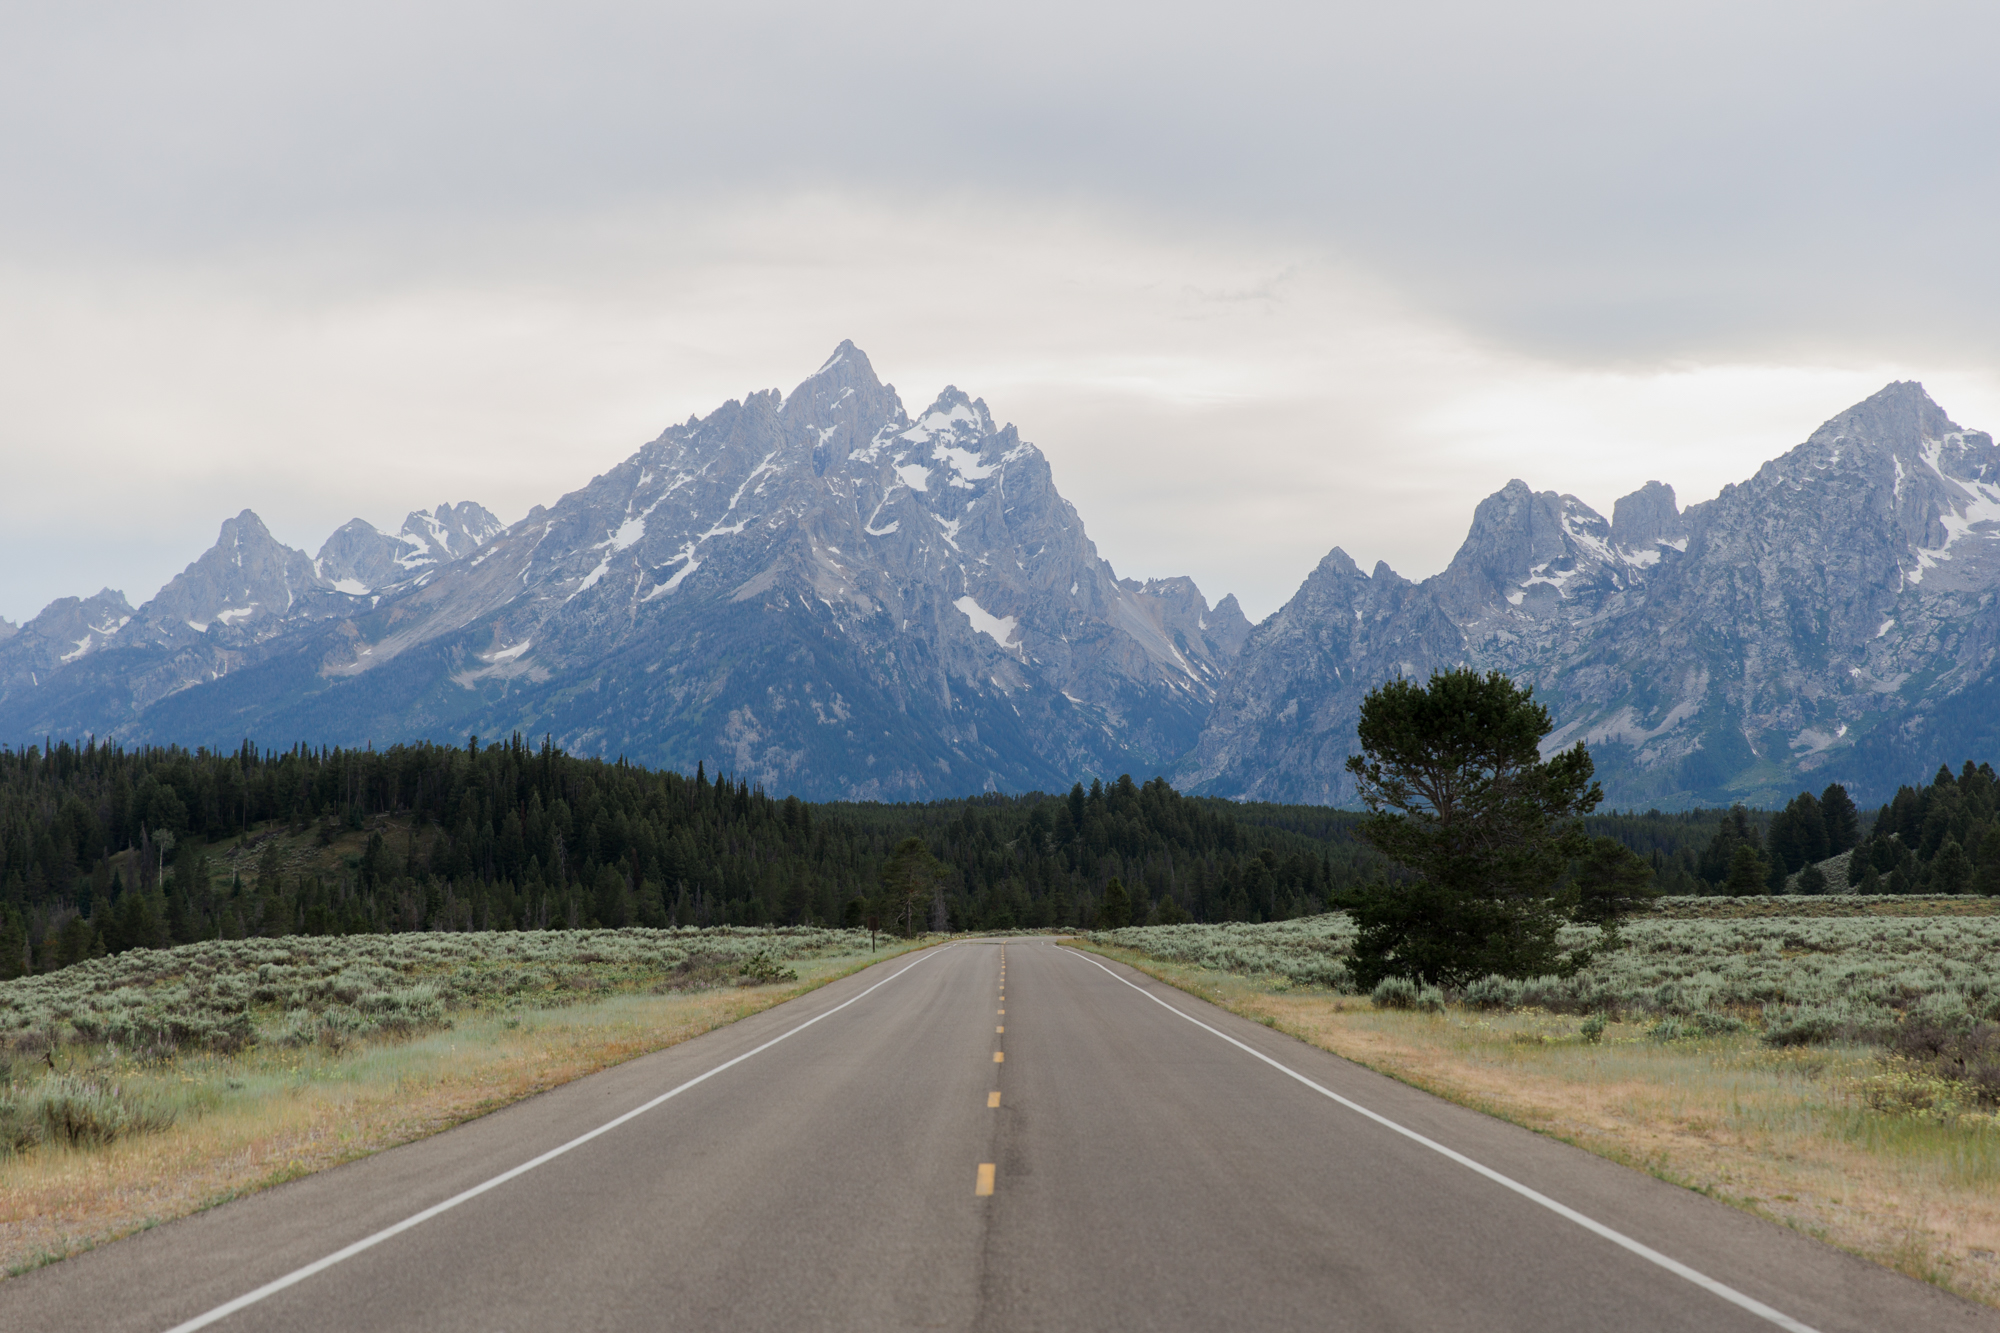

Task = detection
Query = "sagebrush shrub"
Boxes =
[1372,976,1419,1010]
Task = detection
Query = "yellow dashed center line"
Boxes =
[988,1091,1001,1108]
[996,1026,1004,1033]
[994,1051,1004,1062]
[976,1163,995,1196]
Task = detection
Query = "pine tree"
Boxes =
[1698,808,1760,888]
[1340,669,1600,987]
[1573,836,1658,924]
[1929,840,1974,895]
[1820,783,1861,854]
[0,906,25,980]
[1099,877,1132,929]
[880,838,944,937]
[1724,844,1769,896]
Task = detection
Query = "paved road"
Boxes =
[6,941,1995,1332]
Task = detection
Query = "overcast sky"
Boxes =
[5,2,1999,624]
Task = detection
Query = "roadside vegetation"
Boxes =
[1087,905,2000,1305]
[0,926,914,1275]
[1078,669,2000,1303]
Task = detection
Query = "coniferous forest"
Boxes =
[1,737,1997,978]
[0,737,1371,977]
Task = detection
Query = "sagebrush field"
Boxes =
[0,926,910,1273]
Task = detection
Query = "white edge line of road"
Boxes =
[1060,946,1823,1333]
[160,945,954,1333]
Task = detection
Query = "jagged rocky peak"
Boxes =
[140,510,320,640]
[315,519,401,594]
[1815,380,1970,462]
[784,340,911,473]
[1610,481,1685,556]
[1206,594,1253,655]
[1784,380,1999,497]
[314,501,503,594]
[0,338,1256,800]
[1430,480,1621,618]
[1122,578,1252,657]
[402,502,503,566]
[1710,380,2000,595]
[2,588,136,670]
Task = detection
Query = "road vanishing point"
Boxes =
[8,941,1997,1332]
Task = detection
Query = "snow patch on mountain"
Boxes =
[956,596,1022,653]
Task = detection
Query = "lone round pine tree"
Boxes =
[1340,668,1602,988]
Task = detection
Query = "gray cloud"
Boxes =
[3,2,1997,626]
[6,2,1995,354]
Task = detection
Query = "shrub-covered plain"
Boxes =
[0,926,862,1059]
[0,926,876,1161]
[1095,898,2000,1067]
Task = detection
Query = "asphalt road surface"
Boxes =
[7,940,1996,1332]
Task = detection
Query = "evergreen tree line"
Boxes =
[1845,762,2000,895]
[0,737,1364,977]
[1691,763,2000,896]
[3,737,1993,978]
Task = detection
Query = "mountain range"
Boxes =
[3,348,1996,807]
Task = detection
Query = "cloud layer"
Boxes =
[4,3,1997,623]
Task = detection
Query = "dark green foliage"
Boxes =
[1928,840,1975,895]
[880,837,944,937]
[0,738,1361,972]
[1572,836,1659,925]
[1843,761,2000,897]
[1340,669,1602,987]
[1098,877,1131,929]
[1795,863,1829,895]
[1819,783,1861,854]
[1723,843,1771,896]
[1696,807,1763,887]
[1766,791,1830,877]
[3,732,1989,975]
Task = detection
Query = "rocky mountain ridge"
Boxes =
[1178,381,2000,807]
[0,344,1246,800]
[4,361,1996,808]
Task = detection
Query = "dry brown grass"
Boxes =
[0,949,912,1277]
[1086,944,2000,1307]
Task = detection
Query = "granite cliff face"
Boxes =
[1179,382,2000,807]
[0,344,1244,800]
